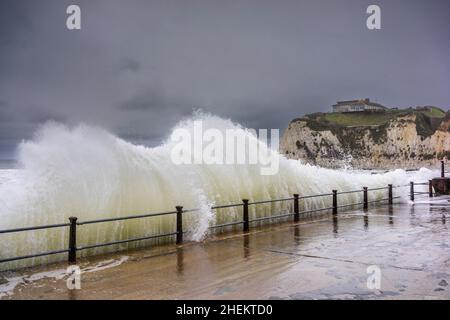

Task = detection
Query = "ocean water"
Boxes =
[0,114,438,270]
[0,169,12,184]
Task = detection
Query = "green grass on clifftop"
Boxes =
[324,112,395,126]
[295,107,447,141]
[308,107,446,127]
[422,107,446,118]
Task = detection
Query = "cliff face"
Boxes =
[280,111,450,169]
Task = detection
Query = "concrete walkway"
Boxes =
[1,199,450,300]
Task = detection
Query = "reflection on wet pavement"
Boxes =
[1,197,450,300]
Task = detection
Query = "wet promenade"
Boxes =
[1,197,450,300]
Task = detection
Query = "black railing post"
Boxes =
[363,187,368,210]
[442,160,445,178]
[332,190,338,215]
[429,180,433,198]
[388,184,393,205]
[293,194,300,222]
[242,199,249,232]
[68,217,77,264]
[410,182,414,201]
[176,206,183,244]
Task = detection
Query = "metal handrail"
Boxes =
[248,197,294,205]
[77,232,179,251]
[78,210,178,225]
[300,193,334,199]
[0,249,69,264]
[301,206,335,214]
[367,186,389,191]
[211,203,242,209]
[0,180,429,266]
[0,187,398,236]
[209,221,244,229]
[0,222,70,234]
[249,212,295,223]
[0,186,402,235]
[338,190,364,195]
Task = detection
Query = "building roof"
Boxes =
[333,98,386,109]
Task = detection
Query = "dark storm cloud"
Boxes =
[118,95,157,111]
[117,89,180,111]
[118,58,141,73]
[0,111,13,123]
[0,2,33,49]
[25,106,67,124]
[0,0,450,159]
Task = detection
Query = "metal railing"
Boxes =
[409,180,441,201]
[442,159,450,176]
[0,178,441,266]
[442,160,446,178]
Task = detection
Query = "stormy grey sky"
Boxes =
[0,0,449,159]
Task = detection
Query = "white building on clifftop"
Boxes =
[332,98,386,113]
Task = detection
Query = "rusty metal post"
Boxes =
[176,206,183,244]
[68,217,77,264]
[410,182,414,201]
[242,199,249,232]
[429,180,433,198]
[332,190,338,215]
[442,160,445,178]
[293,194,299,222]
[363,187,368,210]
[388,184,393,205]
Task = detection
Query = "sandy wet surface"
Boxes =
[1,198,450,300]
